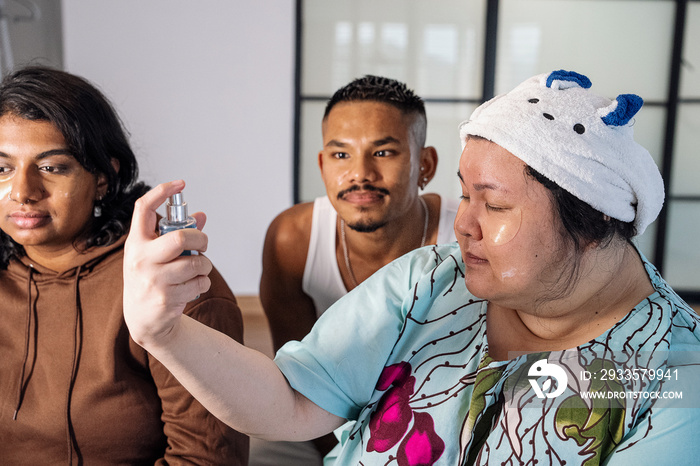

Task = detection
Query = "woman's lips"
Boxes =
[9,211,50,229]
[464,252,488,265]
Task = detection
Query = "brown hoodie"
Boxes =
[0,236,249,465]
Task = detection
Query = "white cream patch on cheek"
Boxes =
[500,267,517,280]
[53,187,76,199]
[0,168,16,201]
[0,182,11,201]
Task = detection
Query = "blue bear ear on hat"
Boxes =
[600,94,644,127]
[545,70,592,90]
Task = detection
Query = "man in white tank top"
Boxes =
[254,76,458,466]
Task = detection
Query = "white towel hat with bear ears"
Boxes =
[458,70,664,236]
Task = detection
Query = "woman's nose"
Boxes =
[9,169,44,204]
[454,202,483,241]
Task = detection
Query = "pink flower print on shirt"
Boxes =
[367,362,445,465]
[397,412,445,466]
[376,361,413,391]
[367,364,415,452]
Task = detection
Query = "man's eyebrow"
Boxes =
[372,136,401,146]
[325,136,401,149]
[325,139,347,148]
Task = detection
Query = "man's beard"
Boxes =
[338,183,389,233]
[337,183,390,233]
[345,216,387,233]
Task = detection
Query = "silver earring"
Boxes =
[93,196,103,217]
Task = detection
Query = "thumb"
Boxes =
[191,212,207,231]
[131,180,187,239]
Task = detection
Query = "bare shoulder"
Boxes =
[422,192,441,212]
[262,201,315,278]
[265,202,313,248]
[260,202,319,344]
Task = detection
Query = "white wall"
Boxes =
[62,1,296,294]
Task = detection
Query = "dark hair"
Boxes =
[525,165,637,302]
[0,66,150,269]
[525,166,636,251]
[324,75,428,147]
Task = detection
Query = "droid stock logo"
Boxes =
[528,359,568,399]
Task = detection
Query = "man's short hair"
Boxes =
[323,75,427,147]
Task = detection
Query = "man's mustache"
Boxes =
[337,184,390,200]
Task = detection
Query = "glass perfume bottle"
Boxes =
[158,191,198,256]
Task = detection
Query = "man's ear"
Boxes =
[317,151,324,173]
[417,146,438,189]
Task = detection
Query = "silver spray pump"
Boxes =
[164,192,190,225]
[159,191,198,255]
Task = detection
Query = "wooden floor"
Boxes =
[238,295,275,359]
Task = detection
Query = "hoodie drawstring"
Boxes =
[66,265,83,465]
[13,266,34,420]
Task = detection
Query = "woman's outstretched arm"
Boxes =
[122,180,345,440]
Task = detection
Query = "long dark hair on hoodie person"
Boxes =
[0,66,150,269]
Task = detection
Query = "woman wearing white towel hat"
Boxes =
[123,70,700,466]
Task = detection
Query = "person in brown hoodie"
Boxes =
[0,66,249,465]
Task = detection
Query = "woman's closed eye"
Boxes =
[486,204,509,212]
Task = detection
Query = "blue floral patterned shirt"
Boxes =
[275,242,700,465]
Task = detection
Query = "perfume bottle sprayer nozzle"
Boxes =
[166,192,189,224]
